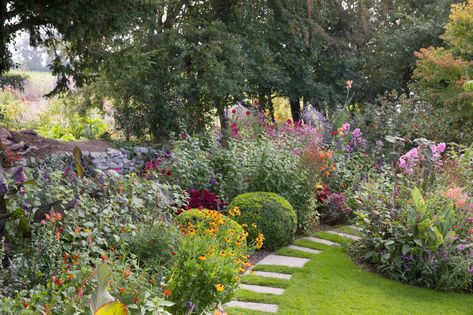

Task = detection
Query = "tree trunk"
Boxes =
[289,98,301,123]
[217,105,229,146]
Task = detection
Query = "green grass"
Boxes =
[229,233,473,315]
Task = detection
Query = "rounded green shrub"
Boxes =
[228,192,297,250]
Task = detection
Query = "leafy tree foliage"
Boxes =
[414,0,473,114]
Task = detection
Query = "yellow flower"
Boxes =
[198,255,206,261]
[241,224,248,228]
[220,251,226,257]
[215,284,225,292]
[252,223,257,228]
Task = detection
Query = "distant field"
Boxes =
[7,70,56,99]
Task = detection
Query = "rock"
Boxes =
[106,148,121,155]
[17,146,38,156]
[8,141,26,151]
[135,146,149,154]
[0,128,12,141]
[22,130,39,137]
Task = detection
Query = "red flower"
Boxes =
[161,169,165,175]
[163,289,171,297]
[56,227,63,240]
[245,111,250,116]
[167,170,172,176]
[232,109,236,114]
[287,119,292,125]
[180,133,187,140]
[171,251,177,256]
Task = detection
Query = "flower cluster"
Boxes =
[399,142,446,175]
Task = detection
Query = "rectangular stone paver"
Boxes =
[257,254,310,268]
[245,270,292,279]
[327,230,361,241]
[302,236,341,247]
[225,301,278,313]
[288,245,322,255]
[239,284,285,295]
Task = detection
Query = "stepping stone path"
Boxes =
[257,254,310,268]
[239,284,285,295]
[244,270,292,280]
[287,244,322,255]
[326,230,361,241]
[301,236,341,247]
[226,228,361,313]
[225,301,279,313]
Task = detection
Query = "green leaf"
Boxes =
[463,80,473,92]
[73,146,84,177]
[402,244,410,255]
[89,264,115,314]
[95,301,129,315]
[7,209,25,220]
[411,187,426,214]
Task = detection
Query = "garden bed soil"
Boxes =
[1,126,115,159]
[248,250,272,265]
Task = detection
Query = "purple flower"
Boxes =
[13,167,27,184]
[165,150,173,158]
[188,301,195,313]
[375,140,384,148]
[458,244,466,251]
[0,180,7,194]
[209,178,218,186]
[469,267,473,275]
[351,128,362,137]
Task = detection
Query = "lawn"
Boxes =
[228,232,473,315]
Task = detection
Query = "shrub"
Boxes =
[228,192,297,250]
[187,188,225,211]
[129,222,180,269]
[170,209,260,314]
[317,189,352,226]
[217,137,318,231]
[352,186,473,292]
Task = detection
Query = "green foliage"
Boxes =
[352,183,473,292]
[128,223,180,270]
[228,192,297,250]
[216,136,318,231]
[413,0,473,123]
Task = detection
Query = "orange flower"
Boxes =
[119,287,126,294]
[122,268,131,278]
[163,289,171,297]
[66,274,74,280]
[198,255,206,261]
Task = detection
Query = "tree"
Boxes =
[413,0,473,108]
[357,0,458,101]
[1,0,149,92]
